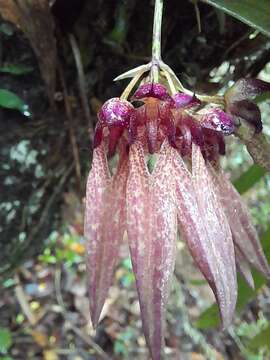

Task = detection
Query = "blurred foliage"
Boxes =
[196,226,270,328]
[0,328,12,355]
[228,313,270,360]
[114,327,136,358]
[118,258,135,288]
[39,230,84,268]
[0,89,30,116]
[233,164,266,194]
[202,0,270,37]
[0,0,270,358]
[0,64,33,75]
[104,0,132,49]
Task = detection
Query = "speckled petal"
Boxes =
[98,97,134,127]
[172,93,201,108]
[84,145,128,327]
[150,141,178,359]
[209,166,270,279]
[192,144,237,327]
[199,107,234,135]
[173,148,236,328]
[126,141,177,360]
[126,143,152,349]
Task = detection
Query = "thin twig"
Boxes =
[222,30,252,61]
[54,266,66,310]
[69,323,111,360]
[14,273,37,326]
[193,0,202,33]
[69,33,94,138]
[27,164,74,241]
[58,63,82,190]
[52,268,111,360]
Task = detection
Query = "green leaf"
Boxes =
[114,340,126,355]
[0,89,31,116]
[196,227,270,329]
[121,257,133,271]
[0,328,12,354]
[0,64,33,75]
[201,0,270,38]
[249,324,270,349]
[233,164,266,194]
[255,91,270,104]
[3,278,16,288]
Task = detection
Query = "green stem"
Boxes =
[151,0,163,82]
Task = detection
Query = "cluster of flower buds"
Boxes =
[94,78,269,164]
[85,76,270,360]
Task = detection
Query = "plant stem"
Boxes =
[151,0,163,82]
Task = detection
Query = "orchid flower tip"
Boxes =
[90,315,99,331]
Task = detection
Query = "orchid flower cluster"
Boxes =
[84,2,270,359]
[84,77,270,359]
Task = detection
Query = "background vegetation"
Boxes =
[0,0,270,359]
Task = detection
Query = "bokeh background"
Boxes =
[0,0,270,359]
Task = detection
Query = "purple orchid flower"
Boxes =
[84,82,270,360]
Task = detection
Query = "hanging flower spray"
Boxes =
[84,1,270,359]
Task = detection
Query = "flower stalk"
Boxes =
[151,0,163,82]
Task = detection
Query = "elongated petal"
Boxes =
[150,141,178,359]
[192,144,237,327]
[209,166,270,279]
[84,145,128,327]
[126,142,152,345]
[173,148,236,327]
[235,246,255,289]
[173,151,216,288]
[126,141,177,360]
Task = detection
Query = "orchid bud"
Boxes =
[94,97,134,153]
[98,97,134,127]
[199,108,235,135]
[173,92,201,109]
[133,82,172,101]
